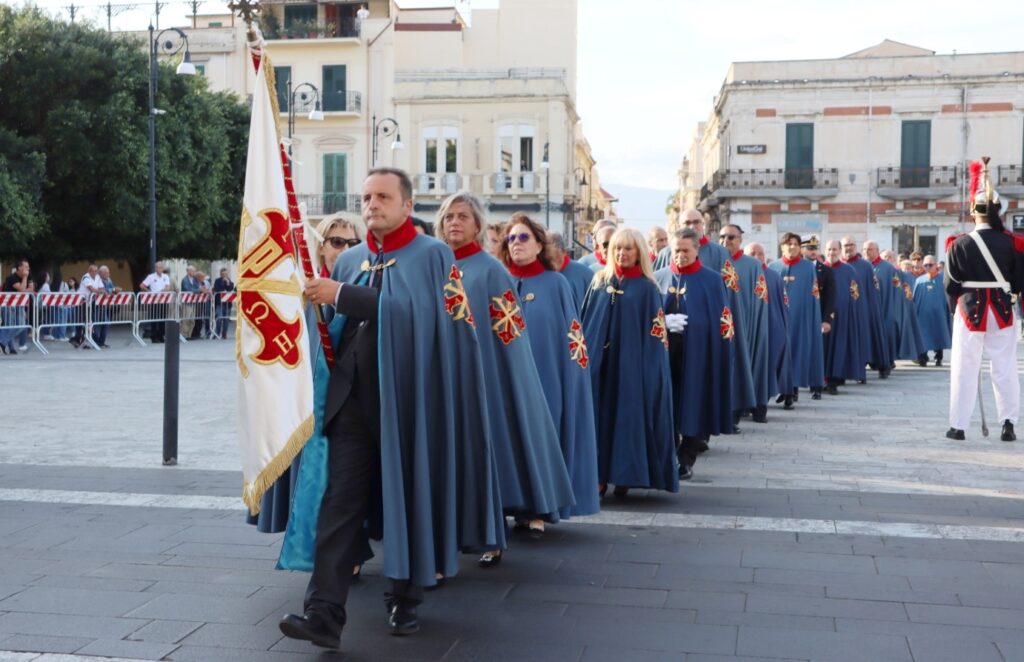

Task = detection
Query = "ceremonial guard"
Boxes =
[282,169,504,647]
[746,243,793,408]
[913,255,952,367]
[655,229,734,480]
[866,240,901,369]
[582,228,678,497]
[769,233,825,405]
[823,240,866,390]
[436,193,575,565]
[944,159,1020,441]
[499,214,601,519]
[842,236,892,378]
[720,225,771,422]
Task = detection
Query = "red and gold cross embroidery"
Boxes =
[754,274,768,303]
[567,319,589,369]
[650,309,669,350]
[443,265,475,327]
[720,306,735,340]
[784,291,790,307]
[873,275,881,290]
[811,280,820,299]
[892,275,901,288]
[850,280,860,301]
[488,289,525,345]
[722,260,740,293]
[903,282,913,301]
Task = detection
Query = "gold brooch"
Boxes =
[524,293,535,301]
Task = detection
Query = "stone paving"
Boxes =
[0,328,1023,661]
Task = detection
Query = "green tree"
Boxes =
[0,5,248,283]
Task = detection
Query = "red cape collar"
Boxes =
[871,256,882,266]
[319,265,330,278]
[732,250,744,261]
[670,258,702,275]
[595,251,607,266]
[508,260,545,278]
[366,218,417,253]
[828,260,843,268]
[559,254,571,272]
[782,256,801,266]
[453,241,482,260]
[699,236,709,246]
[843,253,860,263]
[649,252,657,262]
[615,264,643,279]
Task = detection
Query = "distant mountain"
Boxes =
[603,183,674,234]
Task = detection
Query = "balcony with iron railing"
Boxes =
[875,166,958,200]
[262,15,360,41]
[415,173,463,196]
[486,171,544,195]
[289,90,362,115]
[296,193,361,216]
[997,164,1024,194]
[709,168,839,201]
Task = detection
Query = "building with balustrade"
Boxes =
[678,40,1024,257]
[125,0,612,252]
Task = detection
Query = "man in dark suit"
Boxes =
[212,268,234,339]
[801,236,835,397]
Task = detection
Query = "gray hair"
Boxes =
[548,231,566,252]
[435,191,488,245]
[673,228,700,247]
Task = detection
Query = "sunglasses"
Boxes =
[719,234,739,240]
[326,237,361,249]
[924,263,937,268]
[507,232,533,244]
[601,241,611,250]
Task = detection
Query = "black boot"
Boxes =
[752,405,768,423]
[783,395,794,410]
[945,427,965,441]
[935,350,943,367]
[811,388,822,400]
[916,354,928,367]
[825,381,839,396]
[1001,420,1016,442]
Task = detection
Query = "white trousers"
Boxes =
[949,309,1020,430]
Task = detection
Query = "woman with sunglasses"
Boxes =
[317,213,366,277]
[499,213,600,529]
[581,228,678,498]
[435,195,574,568]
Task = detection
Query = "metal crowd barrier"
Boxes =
[91,292,139,346]
[33,292,97,354]
[211,292,238,339]
[178,292,212,341]
[0,292,34,353]
[133,292,178,345]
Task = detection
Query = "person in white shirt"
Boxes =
[140,261,172,343]
[72,264,105,348]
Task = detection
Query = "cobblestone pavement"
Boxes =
[0,328,1022,661]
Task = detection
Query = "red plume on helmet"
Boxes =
[968,160,983,206]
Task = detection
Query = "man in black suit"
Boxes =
[212,268,234,339]
[800,236,834,397]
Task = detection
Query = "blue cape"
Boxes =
[895,271,925,359]
[457,250,576,521]
[763,265,793,397]
[579,253,597,268]
[913,273,952,351]
[655,265,734,438]
[654,239,730,273]
[732,254,771,405]
[768,259,824,389]
[560,259,595,311]
[871,259,902,364]
[823,262,866,381]
[581,274,678,492]
[845,256,892,369]
[278,234,503,585]
[515,270,600,517]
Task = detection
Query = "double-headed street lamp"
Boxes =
[371,114,403,166]
[286,80,324,159]
[148,26,195,272]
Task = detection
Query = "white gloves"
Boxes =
[665,313,688,333]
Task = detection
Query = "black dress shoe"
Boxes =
[935,359,943,367]
[697,439,710,452]
[752,405,768,423]
[775,394,786,404]
[825,383,839,396]
[945,427,965,441]
[679,464,693,481]
[811,392,822,400]
[279,612,341,649]
[783,396,795,410]
[388,602,419,636]
[613,485,629,497]
[478,551,502,568]
[916,357,928,367]
[1001,420,1016,442]
[792,390,799,403]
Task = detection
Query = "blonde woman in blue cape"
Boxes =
[435,193,575,567]
[582,228,678,498]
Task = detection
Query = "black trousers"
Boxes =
[677,435,704,469]
[304,398,421,634]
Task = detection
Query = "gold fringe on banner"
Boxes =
[243,413,314,515]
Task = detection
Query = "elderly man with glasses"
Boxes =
[719,224,766,423]
[913,256,951,367]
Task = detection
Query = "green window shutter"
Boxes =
[323,153,348,213]
[785,123,813,188]
[322,65,346,112]
[273,66,290,111]
[900,120,931,188]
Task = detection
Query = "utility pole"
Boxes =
[190,0,201,27]
[66,3,78,22]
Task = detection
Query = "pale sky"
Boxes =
[14,0,1024,218]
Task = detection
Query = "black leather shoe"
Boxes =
[388,602,419,636]
[825,383,839,396]
[1001,420,1016,442]
[697,439,710,452]
[613,485,629,498]
[916,356,928,367]
[792,389,799,403]
[935,358,943,367]
[679,464,693,481]
[775,394,786,404]
[279,612,341,649]
[752,405,768,423]
[811,391,822,400]
[945,428,965,441]
[783,396,794,410]
[478,551,502,568]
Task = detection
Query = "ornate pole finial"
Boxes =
[228,0,261,28]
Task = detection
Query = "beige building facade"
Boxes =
[680,40,1024,257]
[125,0,606,252]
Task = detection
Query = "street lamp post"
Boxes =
[286,79,324,159]
[147,25,194,467]
[371,114,403,167]
[148,25,196,273]
[540,142,550,228]
[570,166,589,257]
